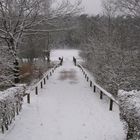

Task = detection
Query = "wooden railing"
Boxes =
[25,58,63,104]
[0,58,63,134]
[73,57,119,111]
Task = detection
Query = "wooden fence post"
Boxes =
[94,85,96,92]
[109,99,113,111]
[5,124,8,130]
[87,77,89,82]
[100,91,103,99]
[52,69,54,73]
[1,125,4,134]
[46,75,49,80]
[35,86,38,95]
[44,78,46,85]
[90,81,92,87]
[27,94,30,104]
[50,72,52,76]
[41,81,43,88]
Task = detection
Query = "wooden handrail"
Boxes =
[26,62,61,93]
[77,63,119,105]
[0,58,62,134]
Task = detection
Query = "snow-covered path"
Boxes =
[1,50,126,140]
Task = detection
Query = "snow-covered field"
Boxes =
[0,49,126,140]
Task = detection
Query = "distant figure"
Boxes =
[59,57,63,65]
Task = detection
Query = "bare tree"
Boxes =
[0,0,81,84]
[115,0,140,17]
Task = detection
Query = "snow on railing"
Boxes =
[73,57,119,111]
[0,85,25,134]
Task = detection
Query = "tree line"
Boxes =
[0,0,81,88]
[64,0,140,96]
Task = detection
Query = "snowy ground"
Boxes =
[0,50,126,140]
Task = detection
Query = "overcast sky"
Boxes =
[57,0,103,15]
[81,0,102,15]
[67,0,103,15]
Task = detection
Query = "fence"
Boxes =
[73,57,119,111]
[25,57,63,104]
[0,58,63,134]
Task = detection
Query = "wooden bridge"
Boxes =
[0,50,126,140]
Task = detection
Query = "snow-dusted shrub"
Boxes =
[118,90,140,140]
[0,85,25,133]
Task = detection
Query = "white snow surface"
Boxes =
[0,49,126,140]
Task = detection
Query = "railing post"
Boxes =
[46,75,49,80]
[83,71,85,75]
[35,86,38,95]
[5,124,8,130]
[85,74,87,78]
[100,91,103,99]
[94,85,96,92]
[27,93,30,104]
[109,99,113,111]
[52,69,54,73]
[50,72,52,76]
[87,77,89,82]
[41,81,43,88]
[1,125,4,134]
[44,78,46,85]
[90,81,92,87]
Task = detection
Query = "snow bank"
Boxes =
[0,85,25,133]
[118,90,140,139]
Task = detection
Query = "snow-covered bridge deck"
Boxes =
[0,50,126,140]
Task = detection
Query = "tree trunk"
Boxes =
[13,59,20,84]
[8,39,20,84]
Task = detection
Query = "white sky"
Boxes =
[57,0,103,15]
[69,0,103,15]
[80,0,102,15]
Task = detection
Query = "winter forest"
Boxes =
[0,0,140,140]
